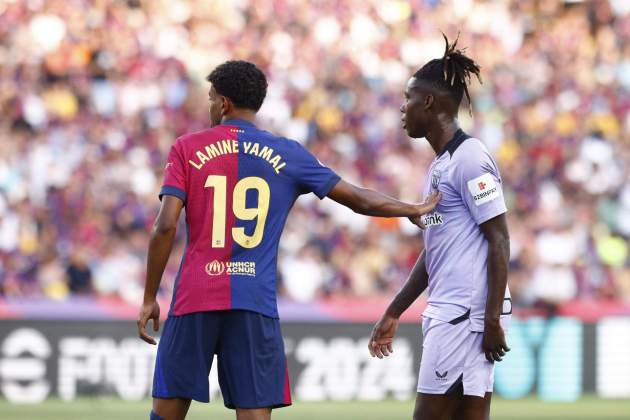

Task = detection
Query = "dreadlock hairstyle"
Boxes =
[413,33,482,114]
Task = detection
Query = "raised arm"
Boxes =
[327,179,440,220]
[138,195,184,344]
[479,213,510,362]
[369,251,429,358]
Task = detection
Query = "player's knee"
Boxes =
[413,407,432,420]
[150,410,165,420]
[235,408,271,420]
[412,399,427,420]
[413,397,450,420]
[413,404,421,420]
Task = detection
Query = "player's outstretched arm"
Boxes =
[327,180,440,222]
[138,195,183,345]
[369,251,428,358]
[479,213,511,362]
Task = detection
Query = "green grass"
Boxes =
[1,397,628,420]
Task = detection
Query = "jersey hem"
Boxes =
[469,314,512,332]
[171,306,279,319]
[423,306,470,323]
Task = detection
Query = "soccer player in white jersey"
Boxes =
[369,34,511,420]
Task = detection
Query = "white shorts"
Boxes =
[417,315,494,397]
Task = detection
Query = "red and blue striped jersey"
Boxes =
[159,119,340,318]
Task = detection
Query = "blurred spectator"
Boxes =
[0,0,629,308]
[66,249,93,294]
[280,244,331,302]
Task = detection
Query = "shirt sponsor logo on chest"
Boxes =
[205,260,257,276]
[421,212,444,227]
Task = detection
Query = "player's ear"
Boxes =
[424,94,434,110]
[221,96,232,116]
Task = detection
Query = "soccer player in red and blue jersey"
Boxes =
[137,61,440,420]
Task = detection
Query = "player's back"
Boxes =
[160,118,339,318]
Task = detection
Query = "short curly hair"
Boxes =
[206,60,268,111]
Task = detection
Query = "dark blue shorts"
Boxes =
[152,310,292,409]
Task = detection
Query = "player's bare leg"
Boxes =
[152,397,191,420]
[452,392,492,420]
[235,407,272,420]
[413,392,461,420]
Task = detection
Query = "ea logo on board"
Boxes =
[205,260,225,276]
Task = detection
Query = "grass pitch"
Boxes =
[1,396,628,419]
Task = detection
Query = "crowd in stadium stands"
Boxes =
[1,0,629,311]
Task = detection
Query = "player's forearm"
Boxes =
[484,236,510,324]
[385,252,428,318]
[352,187,418,217]
[143,226,177,303]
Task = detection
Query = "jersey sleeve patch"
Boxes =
[466,173,499,206]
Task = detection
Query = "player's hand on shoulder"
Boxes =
[409,191,441,229]
[137,300,161,345]
[482,320,510,363]
[368,315,399,359]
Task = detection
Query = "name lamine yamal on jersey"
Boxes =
[188,139,287,174]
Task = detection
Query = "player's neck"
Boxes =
[222,110,257,125]
[426,117,460,156]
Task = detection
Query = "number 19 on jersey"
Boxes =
[204,175,270,249]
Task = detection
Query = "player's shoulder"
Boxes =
[258,127,297,145]
[255,129,307,154]
[450,137,493,165]
[447,136,500,180]
[451,137,489,159]
[173,126,229,148]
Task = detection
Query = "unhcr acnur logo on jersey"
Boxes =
[205,261,257,276]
